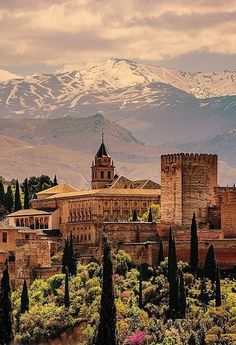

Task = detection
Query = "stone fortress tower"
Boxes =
[161,153,218,228]
[91,135,115,189]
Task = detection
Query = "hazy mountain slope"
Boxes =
[180,128,236,166]
[0,114,235,187]
[0,69,19,82]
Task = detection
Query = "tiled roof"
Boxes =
[43,188,160,200]
[7,209,52,217]
[37,183,79,196]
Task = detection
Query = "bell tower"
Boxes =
[91,134,115,189]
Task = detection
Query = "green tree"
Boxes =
[204,244,216,283]
[53,175,58,186]
[22,175,53,199]
[0,260,14,345]
[20,280,29,314]
[188,333,197,345]
[158,238,164,266]
[14,179,22,212]
[141,203,160,222]
[138,264,143,309]
[178,270,186,318]
[168,238,178,317]
[168,227,173,281]
[23,178,30,209]
[4,186,14,214]
[215,265,221,307]
[95,236,116,345]
[132,209,138,222]
[69,232,77,276]
[62,238,70,274]
[147,207,153,222]
[64,267,70,308]
[190,213,199,275]
[0,180,5,205]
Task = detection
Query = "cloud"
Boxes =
[0,0,236,71]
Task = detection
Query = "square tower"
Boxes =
[161,153,218,229]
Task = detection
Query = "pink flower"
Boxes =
[114,274,122,282]
[124,330,146,345]
[121,290,131,299]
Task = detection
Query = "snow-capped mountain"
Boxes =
[0,69,19,82]
[0,58,236,145]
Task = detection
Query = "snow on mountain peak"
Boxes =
[0,69,20,82]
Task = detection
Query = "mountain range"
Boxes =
[0,58,236,187]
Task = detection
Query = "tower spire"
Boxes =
[102,130,104,144]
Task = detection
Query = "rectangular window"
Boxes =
[2,232,8,243]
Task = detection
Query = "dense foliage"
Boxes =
[10,251,236,345]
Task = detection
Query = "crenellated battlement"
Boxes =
[161,153,218,165]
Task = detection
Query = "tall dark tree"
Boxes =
[0,260,14,345]
[168,226,173,280]
[204,244,216,283]
[138,264,143,309]
[0,180,5,205]
[168,238,179,317]
[4,186,14,214]
[14,179,22,212]
[53,175,58,186]
[20,280,29,314]
[64,267,70,308]
[69,232,77,276]
[215,265,221,307]
[158,238,164,266]
[188,333,197,345]
[178,270,186,318]
[132,209,138,222]
[190,213,199,275]
[147,207,153,222]
[23,178,30,209]
[95,236,116,345]
[200,330,206,345]
[62,238,70,274]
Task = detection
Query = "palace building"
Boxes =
[1,139,236,287]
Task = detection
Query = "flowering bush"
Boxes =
[124,330,146,345]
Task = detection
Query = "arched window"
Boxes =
[101,171,104,179]
[108,171,111,179]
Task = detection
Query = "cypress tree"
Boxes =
[132,210,138,222]
[168,238,178,317]
[148,207,153,222]
[190,213,199,275]
[4,186,14,214]
[200,330,206,345]
[188,333,197,345]
[14,179,22,212]
[62,238,70,274]
[95,236,116,345]
[0,180,5,205]
[204,244,216,283]
[178,270,186,318]
[138,264,143,309]
[0,260,14,345]
[69,232,77,276]
[23,178,30,209]
[168,226,173,281]
[53,175,58,186]
[20,280,29,314]
[64,267,70,308]
[158,238,164,266]
[215,264,221,307]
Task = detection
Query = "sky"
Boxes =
[0,0,236,75]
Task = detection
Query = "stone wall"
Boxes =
[161,153,217,229]
[15,233,51,288]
